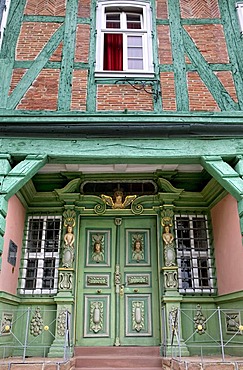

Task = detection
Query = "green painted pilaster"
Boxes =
[167,0,189,111]
[201,155,243,236]
[0,0,27,108]
[0,155,12,268]
[57,0,79,111]
[160,206,189,357]
[48,294,74,358]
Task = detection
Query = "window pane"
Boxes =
[104,33,123,70]
[127,13,141,29]
[192,218,208,250]
[128,47,143,58]
[45,219,61,252]
[128,58,143,69]
[127,35,142,47]
[180,258,192,289]
[25,259,38,289]
[106,13,120,28]
[42,258,55,289]
[176,217,191,250]
[27,219,43,252]
[198,258,210,287]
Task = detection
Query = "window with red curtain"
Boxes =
[104,33,123,70]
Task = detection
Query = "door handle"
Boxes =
[119,285,124,297]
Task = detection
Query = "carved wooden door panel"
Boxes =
[76,216,160,346]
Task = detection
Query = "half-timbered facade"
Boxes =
[0,0,243,358]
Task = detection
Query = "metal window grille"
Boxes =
[174,213,216,294]
[18,215,62,295]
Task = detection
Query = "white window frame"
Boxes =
[95,0,154,77]
[19,216,61,295]
[236,2,243,35]
[0,0,11,49]
[175,214,215,294]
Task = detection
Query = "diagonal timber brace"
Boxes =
[201,156,243,236]
[0,154,47,268]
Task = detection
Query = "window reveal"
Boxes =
[96,1,153,75]
[175,214,215,294]
[19,215,61,294]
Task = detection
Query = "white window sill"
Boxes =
[95,71,155,78]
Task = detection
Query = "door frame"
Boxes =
[74,212,162,346]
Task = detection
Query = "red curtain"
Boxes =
[103,33,123,71]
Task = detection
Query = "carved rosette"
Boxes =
[57,310,67,336]
[59,270,73,290]
[132,301,144,332]
[194,304,206,334]
[90,301,103,333]
[30,307,43,337]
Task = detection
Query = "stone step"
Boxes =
[74,346,160,357]
[74,346,162,369]
[75,355,162,368]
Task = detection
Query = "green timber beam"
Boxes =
[0,0,27,108]
[182,29,239,111]
[1,154,48,200]
[57,0,79,111]
[7,25,64,110]
[0,154,48,268]
[0,137,243,163]
[167,0,189,111]
[201,156,243,235]
[218,0,243,110]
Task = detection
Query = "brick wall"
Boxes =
[97,85,154,111]
[6,0,240,112]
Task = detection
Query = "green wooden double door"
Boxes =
[76,216,160,346]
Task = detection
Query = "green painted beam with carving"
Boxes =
[182,29,239,111]
[0,0,27,108]
[167,0,189,111]
[7,25,64,110]
[201,156,243,236]
[201,156,243,201]
[57,0,79,111]
[1,155,48,200]
[0,138,243,163]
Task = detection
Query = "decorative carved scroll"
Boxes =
[164,270,178,289]
[59,270,73,290]
[30,307,43,336]
[57,309,67,336]
[194,304,206,334]
[90,301,103,333]
[132,301,144,332]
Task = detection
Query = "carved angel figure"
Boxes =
[101,191,136,209]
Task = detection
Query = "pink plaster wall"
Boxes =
[211,194,243,296]
[0,196,26,294]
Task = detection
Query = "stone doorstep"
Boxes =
[0,359,74,370]
[162,358,243,370]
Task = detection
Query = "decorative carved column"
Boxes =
[48,207,76,358]
[160,206,189,357]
